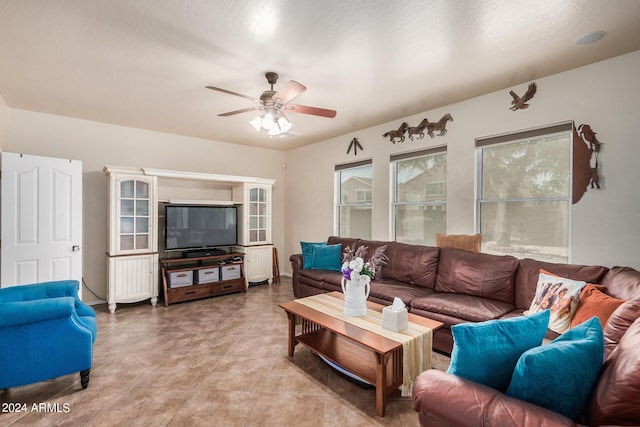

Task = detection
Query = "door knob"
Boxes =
[72,245,80,252]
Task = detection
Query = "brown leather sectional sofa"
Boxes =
[290,236,640,425]
[290,236,640,353]
[413,305,640,426]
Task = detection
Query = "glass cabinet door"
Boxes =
[119,179,151,252]
[248,187,268,243]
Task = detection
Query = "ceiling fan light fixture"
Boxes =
[249,116,263,132]
[250,111,291,135]
[209,71,336,138]
[277,116,292,132]
[262,112,275,130]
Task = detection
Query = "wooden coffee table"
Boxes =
[278,292,443,417]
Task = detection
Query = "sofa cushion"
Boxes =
[410,292,515,323]
[602,266,640,300]
[436,248,519,305]
[447,309,550,391]
[527,271,585,334]
[382,242,439,288]
[506,317,604,421]
[514,258,608,310]
[321,271,345,293]
[603,299,640,358]
[571,284,625,329]
[368,279,435,305]
[589,317,640,426]
[297,268,329,285]
[327,236,360,252]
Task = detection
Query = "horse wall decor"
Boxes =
[426,114,453,137]
[407,118,429,141]
[383,122,409,143]
[578,123,602,189]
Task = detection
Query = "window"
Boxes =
[336,160,372,239]
[392,148,447,246]
[476,122,572,262]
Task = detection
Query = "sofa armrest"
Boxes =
[74,298,96,318]
[290,253,303,271]
[413,370,579,427]
[0,297,76,328]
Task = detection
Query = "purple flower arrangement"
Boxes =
[341,245,388,285]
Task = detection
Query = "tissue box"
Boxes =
[382,306,409,332]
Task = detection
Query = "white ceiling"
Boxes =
[1,0,640,151]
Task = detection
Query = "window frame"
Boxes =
[475,121,574,262]
[391,147,448,245]
[335,160,373,238]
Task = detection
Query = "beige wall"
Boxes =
[284,50,640,272]
[6,110,286,303]
[5,50,640,301]
[0,92,8,150]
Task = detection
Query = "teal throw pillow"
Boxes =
[300,242,342,271]
[505,316,604,421]
[447,310,550,391]
[300,241,325,269]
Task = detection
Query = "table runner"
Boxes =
[295,293,433,396]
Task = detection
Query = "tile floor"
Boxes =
[0,277,451,426]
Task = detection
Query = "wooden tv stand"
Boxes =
[160,253,247,306]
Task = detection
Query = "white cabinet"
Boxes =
[103,166,276,302]
[107,253,158,313]
[104,166,158,313]
[233,183,272,245]
[235,245,273,283]
[233,183,273,284]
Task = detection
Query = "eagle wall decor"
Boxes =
[509,82,537,111]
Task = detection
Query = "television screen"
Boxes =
[165,205,238,250]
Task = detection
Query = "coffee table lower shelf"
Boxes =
[298,328,402,390]
[285,314,403,417]
[279,293,443,417]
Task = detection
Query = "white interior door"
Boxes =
[1,153,82,292]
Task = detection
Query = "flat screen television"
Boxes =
[165,205,238,251]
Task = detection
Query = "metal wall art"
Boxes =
[382,122,409,143]
[346,137,363,156]
[509,82,537,111]
[384,114,453,143]
[425,114,453,137]
[407,118,429,140]
[578,123,602,189]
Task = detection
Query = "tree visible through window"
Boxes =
[392,149,447,246]
[477,124,572,262]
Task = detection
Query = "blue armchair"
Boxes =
[0,280,97,389]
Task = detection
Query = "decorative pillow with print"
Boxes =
[528,270,586,334]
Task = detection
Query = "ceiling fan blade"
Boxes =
[217,106,261,117]
[287,103,337,118]
[206,86,260,102]
[272,80,306,105]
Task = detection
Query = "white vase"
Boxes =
[341,277,370,317]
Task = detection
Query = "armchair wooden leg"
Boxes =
[80,369,90,389]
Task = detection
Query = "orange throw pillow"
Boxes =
[571,284,625,329]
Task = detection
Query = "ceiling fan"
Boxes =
[206,72,336,136]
